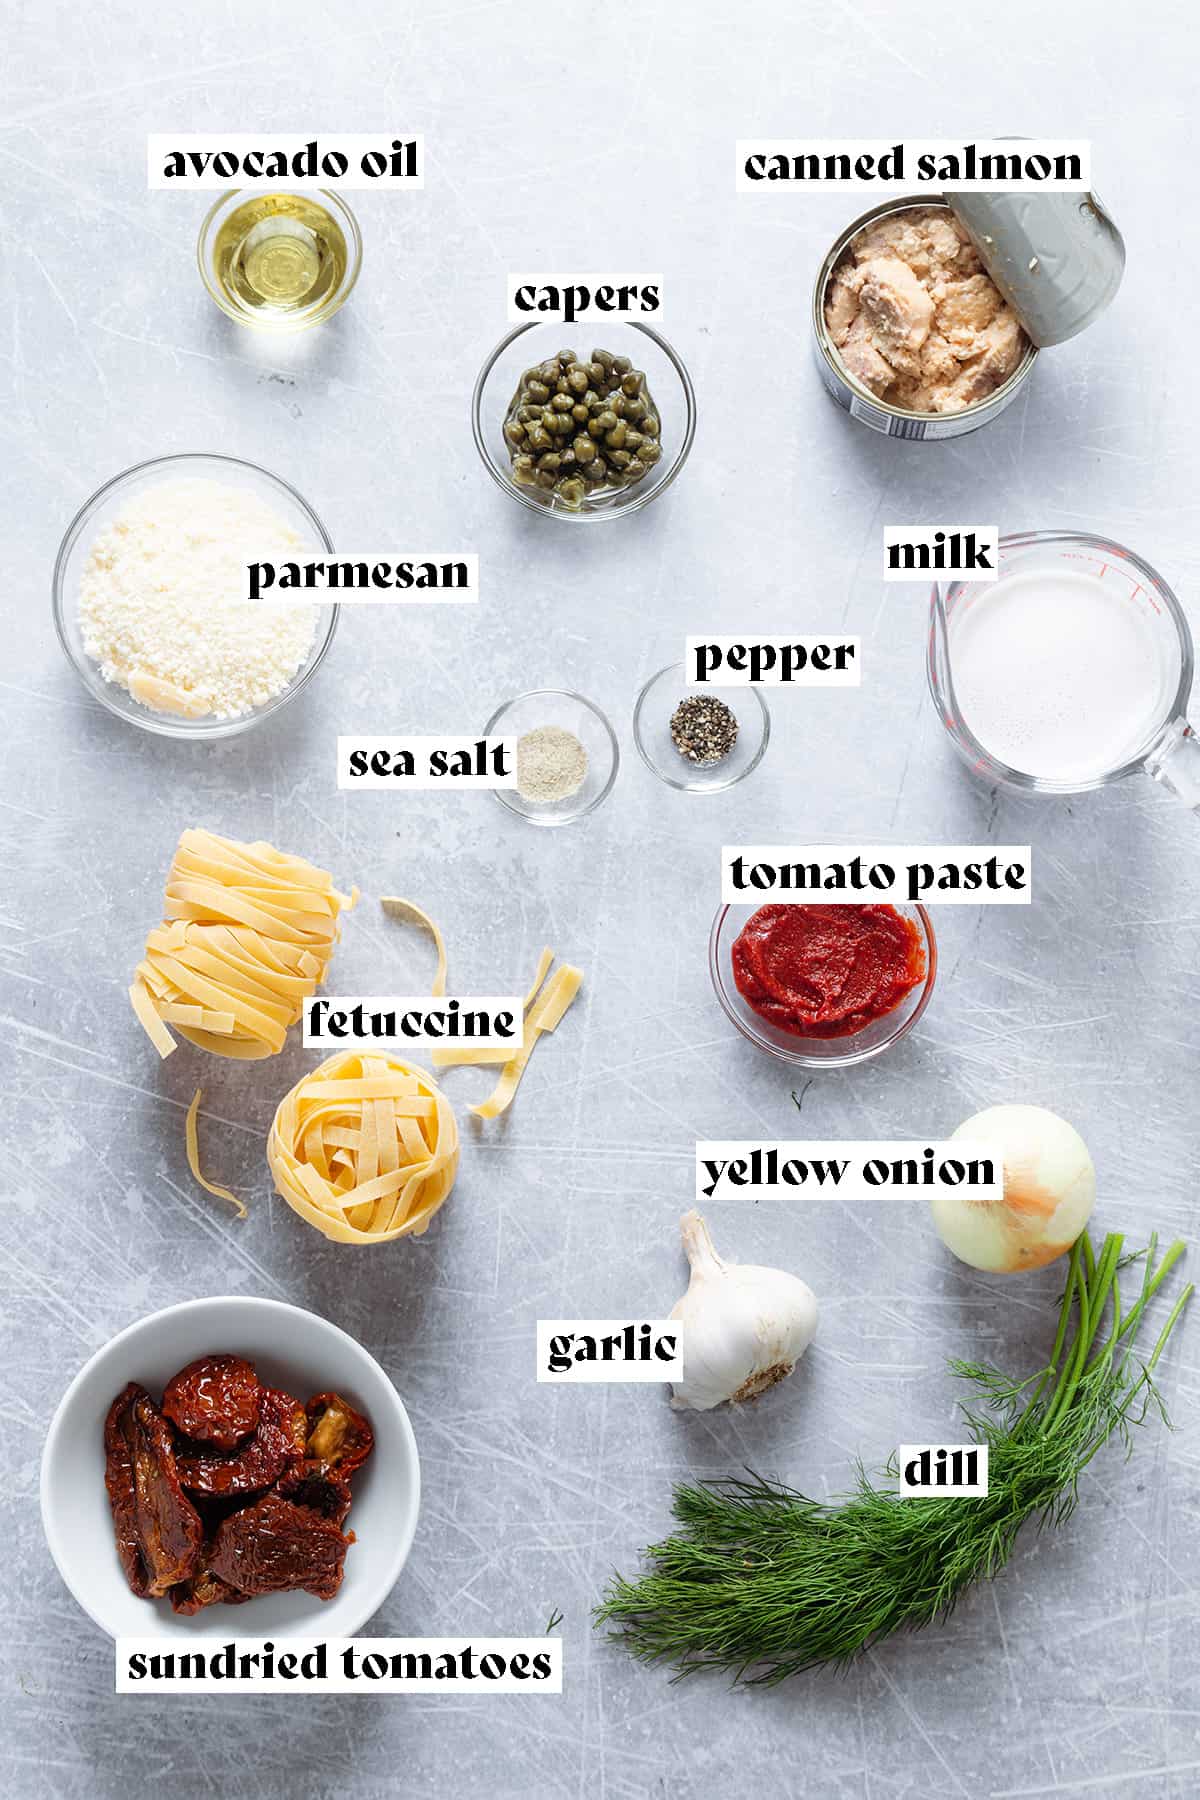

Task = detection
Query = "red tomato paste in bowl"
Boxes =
[731,904,926,1039]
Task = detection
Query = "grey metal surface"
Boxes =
[3,2,1198,1796]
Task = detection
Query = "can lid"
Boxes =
[944,191,1125,348]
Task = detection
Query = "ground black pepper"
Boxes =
[669,695,739,766]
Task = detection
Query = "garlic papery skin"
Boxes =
[668,1210,819,1411]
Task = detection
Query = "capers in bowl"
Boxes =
[503,348,663,513]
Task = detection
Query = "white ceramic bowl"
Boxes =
[41,1296,420,1641]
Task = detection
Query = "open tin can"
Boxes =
[812,189,1125,440]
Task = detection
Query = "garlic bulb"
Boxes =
[669,1210,819,1411]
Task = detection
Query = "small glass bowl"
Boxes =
[709,902,938,1069]
[53,453,338,741]
[633,664,770,792]
[472,321,696,522]
[197,189,362,332]
[484,690,619,826]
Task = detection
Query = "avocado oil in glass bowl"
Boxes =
[197,190,362,332]
[472,322,696,522]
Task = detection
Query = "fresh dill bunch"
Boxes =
[595,1231,1191,1686]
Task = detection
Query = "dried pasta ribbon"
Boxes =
[267,1051,459,1245]
[185,1089,247,1220]
[432,946,555,1068]
[380,896,447,995]
[131,829,356,1060]
[379,898,582,1118]
[471,965,583,1119]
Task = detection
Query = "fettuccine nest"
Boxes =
[267,1051,459,1245]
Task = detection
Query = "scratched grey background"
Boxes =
[3,2,1199,1796]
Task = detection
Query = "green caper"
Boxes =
[502,347,665,499]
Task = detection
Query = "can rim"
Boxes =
[811,194,1038,424]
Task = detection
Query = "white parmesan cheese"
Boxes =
[78,479,319,719]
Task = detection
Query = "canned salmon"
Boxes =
[811,196,1038,441]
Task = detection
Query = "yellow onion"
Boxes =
[930,1104,1095,1274]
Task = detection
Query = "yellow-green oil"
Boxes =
[210,193,351,328]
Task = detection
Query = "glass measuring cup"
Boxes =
[928,531,1200,807]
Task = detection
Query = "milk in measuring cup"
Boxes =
[950,570,1168,783]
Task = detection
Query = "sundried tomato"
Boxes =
[162,1355,261,1449]
[104,1383,203,1597]
[176,1387,306,1497]
[209,1488,351,1601]
[169,1565,252,1615]
[278,1467,354,1527]
[303,1392,374,1479]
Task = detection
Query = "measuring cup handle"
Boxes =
[1145,717,1200,810]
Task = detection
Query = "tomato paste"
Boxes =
[731,904,926,1038]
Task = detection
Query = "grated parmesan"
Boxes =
[78,478,319,719]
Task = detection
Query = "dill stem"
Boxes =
[1117,1239,1186,1342]
[1145,1283,1195,1375]
[1013,1236,1080,1438]
[1080,1235,1123,1373]
[1040,1248,1094,1434]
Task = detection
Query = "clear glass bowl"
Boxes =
[197,189,362,332]
[709,901,938,1069]
[472,321,696,522]
[53,452,338,741]
[484,689,619,826]
[634,664,770,792]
